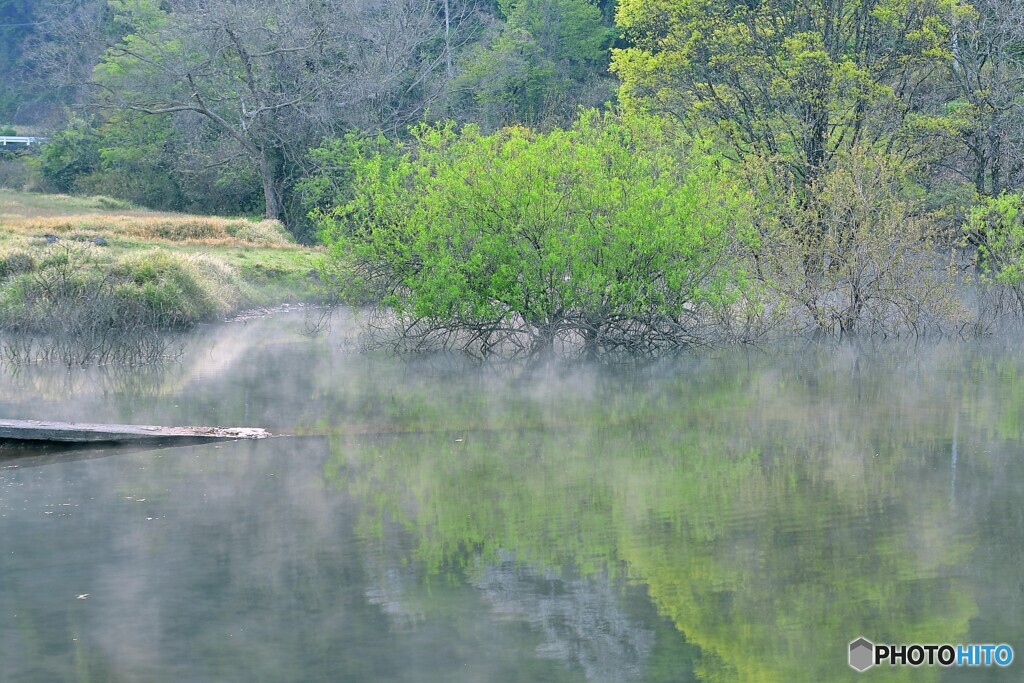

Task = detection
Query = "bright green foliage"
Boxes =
[611,0,973,184]
[965,192,1024,312]
[967,192,1024,282]
[455,0,615,127]
[495,0,611,65]
[318,112,757,354]
[299,133,398,223]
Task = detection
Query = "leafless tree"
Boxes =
[64,0,473,220]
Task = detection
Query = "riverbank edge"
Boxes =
[0,190,326,335]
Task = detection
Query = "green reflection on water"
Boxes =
[320,348,1009,682]
[4,315,1024,682]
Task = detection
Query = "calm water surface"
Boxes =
[2,312,1023,682]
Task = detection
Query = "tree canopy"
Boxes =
[454,0,616,127]
[612,0,974,185]
[317,112,758,355]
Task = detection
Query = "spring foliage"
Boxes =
[966,192,1024,313]
[611,0,973,183]
[317,113,758,354]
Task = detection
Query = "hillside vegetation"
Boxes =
[4,0,1024,355]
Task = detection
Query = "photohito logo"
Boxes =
[849,637,1014,672]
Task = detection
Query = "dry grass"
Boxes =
[0,244,256,364]
[0,190,297,247]
[0,191,325,351]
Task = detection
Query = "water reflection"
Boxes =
[475,552,655,682]
[2,314,1024,681]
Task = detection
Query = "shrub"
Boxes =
[0,250,35,280]
[0,245,246,363]
[112,250,243,326]
[34,116,102,193]
[148,219,224,241]
[319,112,760,356]
[91,195,135,211]
[965,192,1024,302]
[0,158,33,190]
[754,149,964,337]
[226,219,293,246]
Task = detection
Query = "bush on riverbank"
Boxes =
[750,149,966,338]
[317,113,765,356]
[966,192,1024,318]
[0,244,245,329]
[0,188,321,331]
[0,239,320,363]
[316,115,981,355]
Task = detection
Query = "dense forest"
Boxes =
[2,0,1024,353]
[2,0,620,225]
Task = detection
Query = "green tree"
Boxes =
[35,114,102,193]
[455,0,615,128]
[73,112,186,210]
[611,0,973,187]
[753,148,963,336]
[317,112,758,355]
[32,110,264,215]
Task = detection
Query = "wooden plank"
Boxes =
[0,419,270,444]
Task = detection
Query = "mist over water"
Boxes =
[2,312,1024,681]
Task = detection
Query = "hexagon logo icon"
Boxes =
[849,637,875,671]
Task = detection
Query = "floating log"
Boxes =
[0,419,270,444]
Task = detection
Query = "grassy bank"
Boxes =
[0,190,322,339]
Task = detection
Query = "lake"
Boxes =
[2,311,1022,681]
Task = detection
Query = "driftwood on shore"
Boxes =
[0,419,270,444]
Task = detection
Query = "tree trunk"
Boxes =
[972,131,987,195]
[989,126,1002,195]
[530,320,558,357]
[804,104,828,190]
[443,0,454,79]
[259,152,284,221]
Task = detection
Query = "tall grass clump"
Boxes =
[112,249,246,325]
[0,244,247,364]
